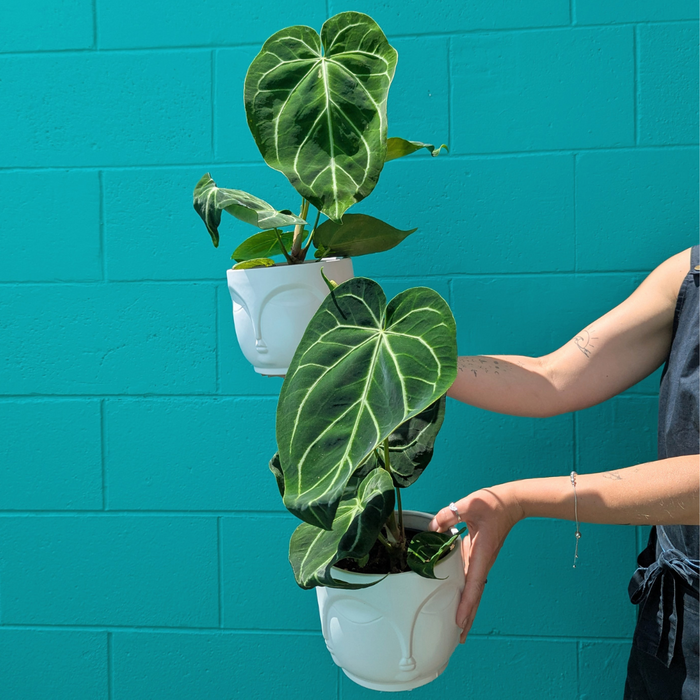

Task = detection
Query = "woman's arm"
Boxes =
[448,249,690,417]
[429,455,699,642]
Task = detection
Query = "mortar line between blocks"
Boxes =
[211,50,216,159]
[100,399,107,510]
[573,153,578,273]
[576,639,581,698]
[107,631,113,700]
[215,285,221,394]
[633,25,639,145]
[98,170,106,281]
[573,410,579,475]
[0,270,675,287]
[1,144,698,173]
[91,0,98,50]
[0,20,695,56]
[447,36,453,148]
[218,516,224,628]
[569,0,574,25]
[0,624,634,642]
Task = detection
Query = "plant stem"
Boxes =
[395,485,404,541]
[377,531,392,551]
[291,198,310,262]
[274,228,293,264]
[301,207,322,258]
[381,439,403,544]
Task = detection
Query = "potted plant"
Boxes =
[271,275,463,691]
[193,11,445,375]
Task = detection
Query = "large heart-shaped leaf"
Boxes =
[313,214,417,258]
[378,395,446,488]
[193,173,305,247]
[276,277,457,529]
[244,12,398,222]
[289,468,395,589]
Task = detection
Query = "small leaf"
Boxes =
[289,469,395,589]
[378,395,446,488]
[407,529,462,579]
[320,267,339,292]
[385,138,448,162]
[232,258,276,270]
[231,229,298,262]
[269,453,285,498]
[193,173,306,247]
[313,214,417,259]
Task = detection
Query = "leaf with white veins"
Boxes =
[407,529,462,579]
[244,13,398,222]
[276,277,457,529]
[193,173,306,247]
[289,468,395,589]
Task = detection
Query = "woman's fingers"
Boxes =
[456,532,494,643]
[428,501,464,532]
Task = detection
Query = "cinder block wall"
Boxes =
[1,2,697,698]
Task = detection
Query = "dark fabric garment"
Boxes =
[625,245,700,700]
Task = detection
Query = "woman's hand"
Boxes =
[429,485,524,643]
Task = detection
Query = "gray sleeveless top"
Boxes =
[628,245,700,668]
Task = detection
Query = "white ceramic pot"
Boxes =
[226,257,353,375]
[316,511,464,692]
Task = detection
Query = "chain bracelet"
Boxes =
[570,471,581,568]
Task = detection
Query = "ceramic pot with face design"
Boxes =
[226,257,354,376]
[316,510,464,692]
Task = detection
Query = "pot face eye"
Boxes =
[421,585,459,615]
[332,599,383,625]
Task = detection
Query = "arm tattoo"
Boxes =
[602,471,622,481]
[573,328,599,359]
[457,356,505,378]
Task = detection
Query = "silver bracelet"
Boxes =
[570,471,581,568]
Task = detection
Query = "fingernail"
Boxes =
[428,520,437,532]
[457,617,467,629]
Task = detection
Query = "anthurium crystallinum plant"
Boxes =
[193,11,446,268]
[271,276,465,691]
[191,12,446,376]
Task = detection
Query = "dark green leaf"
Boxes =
[276,277,457,529]
[232,257,276,270]
[289,468,395,589]
[313,214,416,258]
[244,13,398,222]
[193,173,306,247]
[385,138,448,162]
[407,529,462,579]
[231,229,298,262]
[379,395,446,488]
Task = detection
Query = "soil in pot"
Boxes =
[336,527,455,575]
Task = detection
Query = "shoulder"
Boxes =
[638,248,692,308]
[647,248,692,305]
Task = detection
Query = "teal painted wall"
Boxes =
[0,1,697,697]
